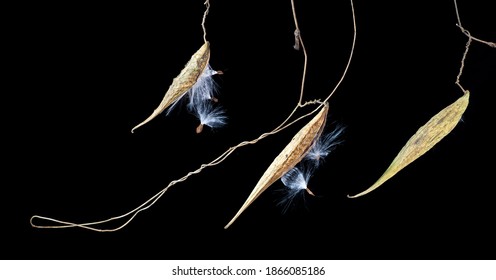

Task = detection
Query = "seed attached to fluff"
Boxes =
[277,166,314,214]
[281,167,313,194]
[191,99,227,134]
[305,124,345,166]
[277,125,344,212]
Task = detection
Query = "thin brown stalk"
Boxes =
[453,0,495,92]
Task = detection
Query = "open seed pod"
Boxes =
[131,42,211,133]
[225,103,329,229]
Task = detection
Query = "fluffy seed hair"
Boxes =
[166,64,220,115]
[187,64,220,109]
[277,165,314,213]
[305,124,345,166]
[191,98,227,133]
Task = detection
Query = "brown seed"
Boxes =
[224,103,329,229]
[348,92,470,198]
[196,123,204,134]
[306,188,315,196]
[131,42,211,133]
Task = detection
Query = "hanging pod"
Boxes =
[348,91,470,198]
[131,42,211,133]
[224,103,329,229]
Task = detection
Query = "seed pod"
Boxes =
[348,92,470,198]
[131,42,211,133]
[224,104,329,229]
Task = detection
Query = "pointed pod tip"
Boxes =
[224,220,234,230]
[131,124,142,133]
[347,188,375,199]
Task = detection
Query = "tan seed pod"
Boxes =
[348,92,470,198]
[224,104,329,229]
[131,42,211,133]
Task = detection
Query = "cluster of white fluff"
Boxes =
[168,64,227,133]
[278,124,345,212]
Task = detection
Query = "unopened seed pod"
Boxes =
[349,92,470,198]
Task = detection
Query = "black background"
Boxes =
[8,0,495,259]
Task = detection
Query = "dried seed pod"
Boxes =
[131,42,211,133]
[224,104,329,229]
[348,92,470,198]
